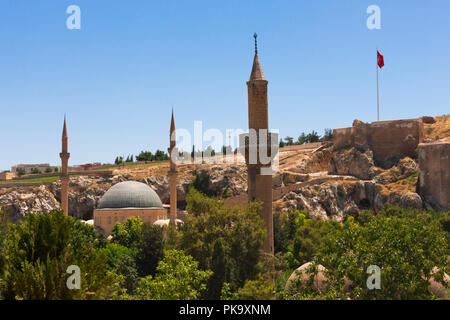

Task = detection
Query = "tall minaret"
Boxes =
[246,34,274,254]
[168,110,178,224]
[60,116,70,216]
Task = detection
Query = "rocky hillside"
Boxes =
[423,114,449,143]
[1,114,448,222]
[0,165,247,221]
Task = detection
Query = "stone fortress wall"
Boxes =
[333,118,424,168]
[333,117,448,210]
[418,142,449,210]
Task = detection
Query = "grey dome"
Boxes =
[97,181,163,209]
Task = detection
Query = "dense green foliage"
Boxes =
[98,243,139,293]
[115,150,169,165]
[131,250,212,300]
[274,210,336,269]
[1,210,121,299]
[135,150,169,162]
[192,171,214,196]
[177,188,266,293]
[111,217,164,277]
[0,198,448,300]
[279,130,325,147]
[284,205,449,300]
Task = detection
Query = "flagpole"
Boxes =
[377,62,379,121]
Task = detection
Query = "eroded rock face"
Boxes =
[274,180,423,221]
[329,147,378,180]
[0,185,60,222]
[198,166,247,196]
[0,165,248,221]
[374,157,418,185]
[295,148,332,174]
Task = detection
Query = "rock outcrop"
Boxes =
[285,262,328,292]
[374,157,418,185]
[0,165,248,221]
[329,147,380,180]
[0,185,60,222]
[273,180,423,221]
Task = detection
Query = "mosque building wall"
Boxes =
[93,208,167,235]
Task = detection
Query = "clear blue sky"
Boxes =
[1,0,449,171]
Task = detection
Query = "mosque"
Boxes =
[59,110,179,235]
[58,35,276,254]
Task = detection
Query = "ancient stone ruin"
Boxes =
[418,141,449,210]
[332,118,423,168]
[332,117,448,211]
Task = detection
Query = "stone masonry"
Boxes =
[418,141,449,210]
[333,118,424,168]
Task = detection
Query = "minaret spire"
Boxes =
[168,109,178,225]
[63,114,67,137]
[60,116,70,216]
[249,33,266,81]
[170,108,175,146]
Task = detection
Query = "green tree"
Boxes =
[132,250,212,300]
[323,128,333,141]
[180,188,266,292]
[306,131,320,143]
[135,223,164,277]
[69,218,107,252]
[234,274,275,300]
[297,207,449,300]
[297,133,306,145]
[2,210,121,299]
[116,253,138,294]
[111,217,164,277]
[0,207,10,276]
[154,149,169,161]
[204,145,215,157]
[274,210,335,269]
[284,136,294,146]
[98,243,138,294]
[136,151,153,162]
[205,238,227,299]
[111,217,144,248]
[192,171,214,196]
[115,156,124,165]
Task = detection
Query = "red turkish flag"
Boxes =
[377,51,384,68]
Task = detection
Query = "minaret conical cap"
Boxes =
[249,54,266,81]
[170,109,175,134]
[170,109,176,147]
[62,116,68,138]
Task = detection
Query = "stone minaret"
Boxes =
[168,110,178,224]
[246,34,274,254]
[60,116,70,216]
